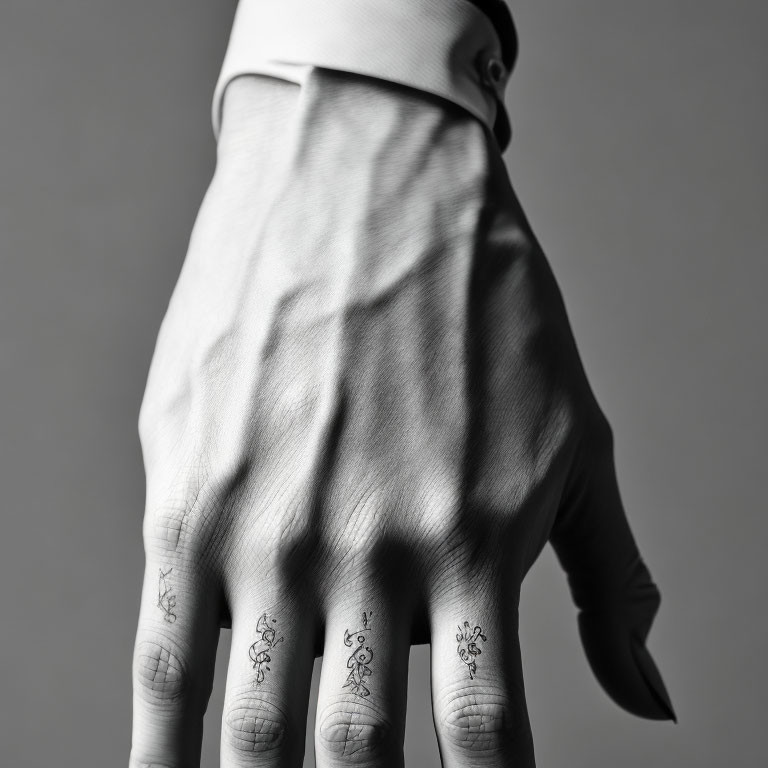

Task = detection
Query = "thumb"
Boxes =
[550,415,676,721]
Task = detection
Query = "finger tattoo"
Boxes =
[456,621,487,679]
[157,567,177,623]
[249,613,284,685]
[342,611,374,697]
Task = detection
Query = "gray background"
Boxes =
[1,1,765,766]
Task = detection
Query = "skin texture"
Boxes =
[130,70,674,768]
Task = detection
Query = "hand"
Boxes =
[130,71,674,768]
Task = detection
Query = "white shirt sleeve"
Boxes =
[211,0,511,150]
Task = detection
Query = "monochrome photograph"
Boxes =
[1,1,765,766]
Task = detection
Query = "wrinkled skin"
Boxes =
[130,71,674,768]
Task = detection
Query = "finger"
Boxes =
[220,592,315,768]
[430,575,535,768]
[550,414,676,721]
[314,597,410,768]
[130,559,220,768]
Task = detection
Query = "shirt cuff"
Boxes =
[211,0,513,152]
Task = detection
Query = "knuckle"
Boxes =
[316,699,397,763]
[409,476,464,551]
[142,477,210,556]
[591,407,614,454]
[436,687,523,754]
[223,696,289,757]
[253,494,318,563]
[330,485,389,558]
[142,455,247,559]
[133,638,189,704]
[144,500,197,556]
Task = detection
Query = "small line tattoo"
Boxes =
[249,613,284,685]
[157,567,177,623]
[457,621,487,679]
[343,611,374,697]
